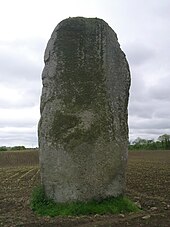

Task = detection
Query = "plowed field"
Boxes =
[0,150,170,227]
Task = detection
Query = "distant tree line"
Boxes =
[1,134,170,151]
[0,146,26,152]
[129,134,170,150]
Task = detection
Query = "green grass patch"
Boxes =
[30,186,140,217]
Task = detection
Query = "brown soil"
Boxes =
[0,150,170,227]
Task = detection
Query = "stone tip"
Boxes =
[53,16,117,41]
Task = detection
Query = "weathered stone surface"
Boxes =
[38,17,131,203]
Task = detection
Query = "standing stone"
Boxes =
[38,17,131,203]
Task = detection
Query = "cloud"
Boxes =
[0,82,41,109]
[149,75,170,101]
[0,40,44,82]
[0,106,39,127]
[126,43,156,67]
[129,72,170,141]
[0,37,44,146]
[0,126,38,147]
[0,107,40,147]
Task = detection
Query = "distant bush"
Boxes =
[129,134,170,151]
[0,146,8,151]
[10,146,26,151]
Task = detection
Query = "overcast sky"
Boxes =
[0,0,170,147]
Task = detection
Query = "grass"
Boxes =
[30,186,140,217]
